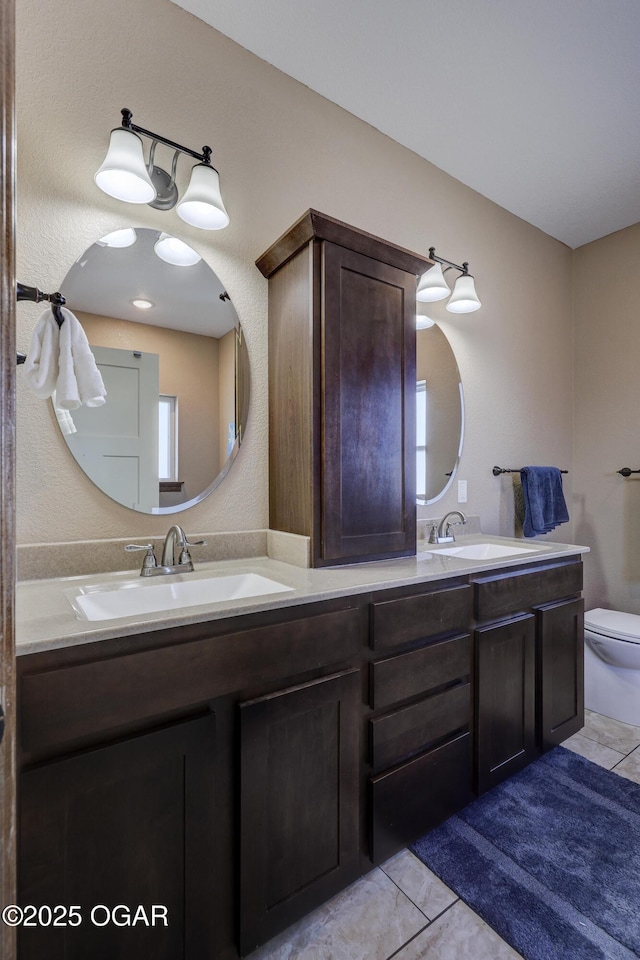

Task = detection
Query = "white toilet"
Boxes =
[585,608,640,726]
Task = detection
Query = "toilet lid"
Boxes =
[585,607,640,642]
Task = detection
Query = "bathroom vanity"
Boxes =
[15,542,585,959]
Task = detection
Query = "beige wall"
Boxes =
[15,0,574,547]
[574,222,640,612]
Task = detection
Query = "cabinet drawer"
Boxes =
[371,585,470,650]
[369,682,470,770]
[369,732,472,863]
[20,607,361,755]
[474,561,582,622]
[370,633,470,710]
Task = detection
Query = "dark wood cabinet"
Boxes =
[19,713,217,960]
[367,583,473,864]
[536,597,585,750]
[16,556,585,958]
[238,670,360,957]
[473,560,584,794]
[257,210,431,566]
[475,614,537,794]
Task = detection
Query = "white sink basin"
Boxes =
[430,542,541,560]
[68,572,294,622]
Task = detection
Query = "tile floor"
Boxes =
[250,709,640,960]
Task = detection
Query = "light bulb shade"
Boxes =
[416,314,436,329]
[416,263,450,302]
[154,234,202,266]
[94,128,156,204]
[98,228,137,248]
[446,274,481,313]
[177,164,230,230]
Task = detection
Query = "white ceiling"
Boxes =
[64,229,237,337]
[171,0,640,249]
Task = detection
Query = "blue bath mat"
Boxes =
[411,747,640,960]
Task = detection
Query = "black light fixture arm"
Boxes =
[429,247,470,276]
[120,108,213,166]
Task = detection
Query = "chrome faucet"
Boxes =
[125,525,207,577]
[428,510,467,544]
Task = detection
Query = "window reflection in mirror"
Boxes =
[55,228,249,514]
[416,323,464,504]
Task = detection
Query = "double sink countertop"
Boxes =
[16,535,590,656]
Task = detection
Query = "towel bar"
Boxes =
[16,282,66,365]
[617,468,640,477]
[493,465,568,476]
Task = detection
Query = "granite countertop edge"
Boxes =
[16,536,590,656]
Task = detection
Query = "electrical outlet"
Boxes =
[458,480,468,503]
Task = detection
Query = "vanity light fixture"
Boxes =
[417,248,481,313]
[154,234,202,266]
[95,108,230,230]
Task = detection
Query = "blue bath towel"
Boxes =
[520,466,569,537]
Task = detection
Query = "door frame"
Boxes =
[1,0,18,954]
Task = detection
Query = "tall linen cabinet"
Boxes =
[257,210,430,566]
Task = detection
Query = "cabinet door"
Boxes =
[19,713,216,960]
[475,614,537,794]
[239,669,360,956]
[321,242,416,564]
[536,597,584,750]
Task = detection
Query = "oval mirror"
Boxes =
[55,227,249,514]
[416,321,464,504]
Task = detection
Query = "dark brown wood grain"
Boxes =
[267,245,315,538]
[473,560,583,622]
[239,670,360,956]
[262,212,421,566]
[369,732,472,864]
[321,242,416,563]
[370,634,470,710]
[0,0,17,953]
[475,614,537,794]
[255,209,431,279]
[369,681,470,771]
[16,557,586,958]
[536,597,584,749]
[370,584,471,650]
[19,606,362,758]
[19,713,217,960]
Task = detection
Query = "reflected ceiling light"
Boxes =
[417,247,481,314]
[416,314,436,329]
[98,228,137,248]
[154,234,202,266]
[131,298,154,310]
[95,108,230,230]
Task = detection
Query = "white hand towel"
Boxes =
[22,308,61,399]
[55,307,107,410]
[52,391,77,435]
